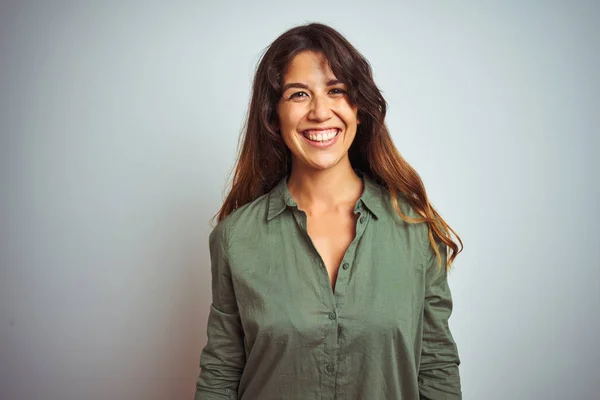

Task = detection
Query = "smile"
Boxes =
[301,128,339,143]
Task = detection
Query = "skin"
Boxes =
[275,50,364,289]
[276,50,360,177]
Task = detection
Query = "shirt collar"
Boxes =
[266,170,385,221]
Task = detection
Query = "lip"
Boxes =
[301,127,341,133]
[299,128,341,149]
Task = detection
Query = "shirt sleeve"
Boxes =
[194,221,246,400]
[418,229,462,399]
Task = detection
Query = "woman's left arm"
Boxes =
[418,231,462,399]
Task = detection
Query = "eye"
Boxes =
[289,91,308,99]
[330,88,347,95]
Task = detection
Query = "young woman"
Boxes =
[194,22,463,400]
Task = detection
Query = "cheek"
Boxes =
[281,129,301,150]
[339,105,359,125]
[279,106,304,128]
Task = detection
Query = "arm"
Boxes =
[194,221,245,400]
[418,230,462,399]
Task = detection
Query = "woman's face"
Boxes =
[276,50,359,173]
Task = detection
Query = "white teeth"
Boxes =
[303,128,339,142]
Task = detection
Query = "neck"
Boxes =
[287,159,363,214]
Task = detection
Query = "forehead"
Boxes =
[282,51,337,82]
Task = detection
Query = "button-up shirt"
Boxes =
[195,172,462,399]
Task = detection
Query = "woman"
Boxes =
[195,22,463,400]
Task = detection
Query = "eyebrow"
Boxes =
[281,79,344,93]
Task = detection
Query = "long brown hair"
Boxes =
[215,22,463,271]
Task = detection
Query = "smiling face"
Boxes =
[276,50,360,173]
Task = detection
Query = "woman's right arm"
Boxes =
[194,221,245,400]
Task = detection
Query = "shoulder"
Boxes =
[379,189,422,227]
[385,192,447,266]
[211,192,271,247]
[377,188,431,254]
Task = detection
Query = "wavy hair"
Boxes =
[215,22,463,271]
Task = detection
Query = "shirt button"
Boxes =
[329,311,337,320]
[342,262,350,270]
[325,364,334,373]
[360,216,366,223]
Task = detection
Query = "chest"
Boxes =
[229,212,426,354]
[306,211,358,288]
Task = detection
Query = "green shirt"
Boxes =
[195,172,461,399]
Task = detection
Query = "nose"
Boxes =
[307,92,333,121]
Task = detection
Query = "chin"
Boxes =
[304,157,344,172]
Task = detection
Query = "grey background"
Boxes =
[1,1,599,399]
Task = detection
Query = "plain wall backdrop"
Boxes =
[1,1,599,399]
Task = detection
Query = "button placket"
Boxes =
[335,211,370,311]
